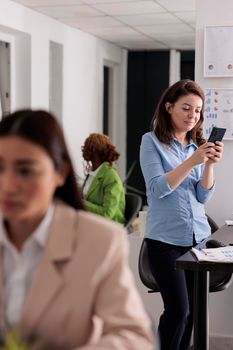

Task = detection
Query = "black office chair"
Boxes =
[138,238,160,293]
[138,215,232,293]
[206,214,219,234]
[124,192,142,233]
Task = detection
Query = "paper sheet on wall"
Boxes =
[204,26,233,77]
[204,89,233,140]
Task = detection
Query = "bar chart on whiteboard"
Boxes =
[204,89,233,140]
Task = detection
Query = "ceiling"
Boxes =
[11,0,196,50]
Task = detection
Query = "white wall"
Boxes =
[0,0,127,179]
[0,40,10,116]
[195,0,233,227]
[196,0,233,339]
[49,41,63,123]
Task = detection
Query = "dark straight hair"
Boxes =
[0,109,84,210]
[150,79,206,146]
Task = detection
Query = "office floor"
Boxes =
[209,336,233,349]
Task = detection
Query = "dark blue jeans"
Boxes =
[146,238,194,350]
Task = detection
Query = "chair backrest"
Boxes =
[206,214,219,234]
[206,214,233,292]
[124,193,142,232]
[138,238,160,292]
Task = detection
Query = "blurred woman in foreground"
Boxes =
[0,109,154,349]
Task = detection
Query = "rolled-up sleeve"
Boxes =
[196,180,215,204]
[140,134,174,199]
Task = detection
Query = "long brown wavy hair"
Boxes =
[150,79,206,146]
[0,109,84,210]
[82,133,120,171]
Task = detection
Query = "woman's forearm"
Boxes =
[201,162,214,189]
[166,157,195,190]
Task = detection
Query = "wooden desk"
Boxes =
[176,225,233,350]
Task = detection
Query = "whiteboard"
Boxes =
[204,89,233,140]
[204,26,233,77]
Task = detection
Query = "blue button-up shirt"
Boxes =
[140,132,215,246]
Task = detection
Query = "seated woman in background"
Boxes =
[0,110,154,349]
[82,133,125,224]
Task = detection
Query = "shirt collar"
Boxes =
[88,163,103,177]
[0,202,55,249]
[173,138,197,149]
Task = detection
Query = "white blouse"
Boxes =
[0,204,54,327]
[82,164,103,196]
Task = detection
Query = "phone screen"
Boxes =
[207,127,226,143]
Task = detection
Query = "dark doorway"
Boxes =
[126,51,170,203]
[181,50,195,80]
[126,50,195,204]
[103,66,109,135]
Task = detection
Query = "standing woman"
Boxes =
[140,80,224,350]
[82,133,125,224]
[0,110,154,349]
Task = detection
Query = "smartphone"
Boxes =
[207,127,226,143]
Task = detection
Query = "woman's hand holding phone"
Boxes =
[206,140,224,164]
[206,127,226,164]
[190,143,215,166]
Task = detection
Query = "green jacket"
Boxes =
[84,162,125,224]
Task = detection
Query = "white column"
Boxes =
[169,49,180,86]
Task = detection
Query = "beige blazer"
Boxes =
[0,201,154,350]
